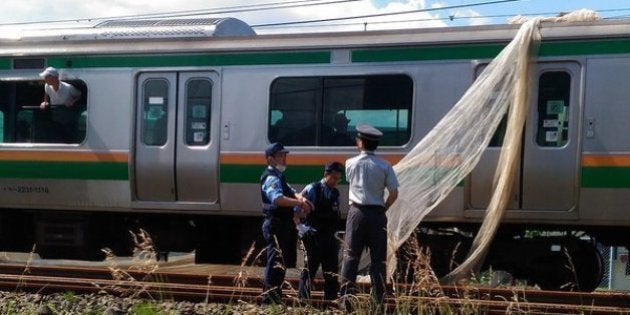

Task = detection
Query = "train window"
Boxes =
[142,79,169,146]
[269,75,413,146]
[0,111,4,141]
[536,71,571,147]
[0,80,87,144]
[184,78,212,146]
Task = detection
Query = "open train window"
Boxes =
[268,74,413,146]
[0,79,87,144]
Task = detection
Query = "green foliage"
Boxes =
[130,301,163,315]
[2,300,16,314]
[62,291,77,303]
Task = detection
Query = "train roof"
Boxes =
[1,17,630,56]
[0,17,255,42]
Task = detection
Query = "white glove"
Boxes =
[297,224,317,238]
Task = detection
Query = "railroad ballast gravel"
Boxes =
[0,291,343,314]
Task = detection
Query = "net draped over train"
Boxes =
[384,9,601,282]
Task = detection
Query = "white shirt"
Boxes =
[45,81,81,106]
[346,151,399,206]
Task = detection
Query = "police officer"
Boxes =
[296,161,344,301]
[260,142,312,305]
[339,124,399,305]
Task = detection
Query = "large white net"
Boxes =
[384,10,600,282]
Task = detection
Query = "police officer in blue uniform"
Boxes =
[260,142,312,305]
[339,124,399,306]
[296,161,344,301]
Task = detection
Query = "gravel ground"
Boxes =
[0,291,345,315]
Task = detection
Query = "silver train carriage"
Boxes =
[0,18,628,291]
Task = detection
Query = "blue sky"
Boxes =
[0,0,627,34]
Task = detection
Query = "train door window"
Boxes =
[474,64,507,147]
[0,79,87,144]
[142,79,169,146]
[536,71,571,147]
[488,116,507,147]
[269,74,412,146]
[184,78,212,146]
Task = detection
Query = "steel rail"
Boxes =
[0,264,628,314]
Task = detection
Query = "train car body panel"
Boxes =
[0,25,628,222]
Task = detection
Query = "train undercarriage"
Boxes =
[0,209,626,292]
[410,224,614,292]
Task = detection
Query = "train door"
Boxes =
[134,72,220,205]
[469,62,582,212]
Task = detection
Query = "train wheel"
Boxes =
[527,237,603,291]
[567,239,604,292]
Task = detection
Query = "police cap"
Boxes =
[265,142,289,157]
[324,161,344,173]
[356,124,383,141]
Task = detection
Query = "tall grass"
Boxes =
[97,229,161,300]
[6,229,603,314]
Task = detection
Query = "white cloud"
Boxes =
[249,0,447,33]
[430,1,446,9]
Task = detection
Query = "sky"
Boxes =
[0,0,628,34]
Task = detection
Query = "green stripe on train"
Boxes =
[581,167,630,188]
[352,39,630,62]
[220,164,465,186]
[46,51,330,69]
[1,38,630,70]
[352,44,505,62]
[220,164,334,185]
[0,59,11,70]
[0,161,128,180]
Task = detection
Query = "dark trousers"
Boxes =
[298,229,339,300]
[261,216,296,304]
[339,204,388,304]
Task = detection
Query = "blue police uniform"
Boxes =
[297,174,342,300]
[340,125,399,305]
[260,143,298,305]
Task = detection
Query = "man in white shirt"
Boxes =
[39,67,81,108]
[339,124,399,308]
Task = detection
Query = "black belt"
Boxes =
[351,203,385,211]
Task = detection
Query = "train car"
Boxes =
[0,17,629,291]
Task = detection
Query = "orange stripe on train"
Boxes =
[581,155,630,167]
[0,151,128,163]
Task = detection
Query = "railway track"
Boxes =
[0,263,628,314]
